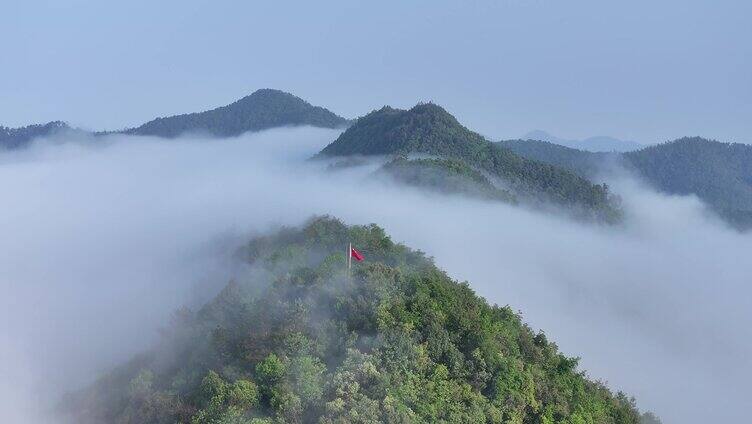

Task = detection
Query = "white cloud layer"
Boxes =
[0,128,750,423]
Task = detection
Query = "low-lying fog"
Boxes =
[1,128,749,423]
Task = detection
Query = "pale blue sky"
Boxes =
[1,0,750,143]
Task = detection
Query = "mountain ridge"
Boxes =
[0,121,72,149]
[499,136,752,229]
[62,216,651,424]
[319,103,621,222]
[122,89,350,138]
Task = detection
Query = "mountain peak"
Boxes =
[250,88,289,96]
[409,102,461,123]
[319,102,481,157]
[319,104,620,221]
[237,88,303,103]
[408,101,449,114]
[125,89,349,138]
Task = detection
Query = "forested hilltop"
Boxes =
[499,137,752,230]
[122,89,350,138]
[318,104,621,222]
[63,217,655,424]
[624,137,752,228]
[0,121,71,149]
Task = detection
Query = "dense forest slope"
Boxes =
[377,157,516,203]
[624,137,752,212]
[496,139,609,179]
[63,217,650,424]
[318,104,621,222]
[0,121,71,149]
[123,89,349,138]
[499,137,752,229]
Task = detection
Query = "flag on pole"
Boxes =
[350,246,364,262]
[348,243,364,277]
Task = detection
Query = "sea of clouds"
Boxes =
[1,128,750,423]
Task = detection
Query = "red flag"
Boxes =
[350,246,364,261]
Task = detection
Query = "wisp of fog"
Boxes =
[0,128,750,423]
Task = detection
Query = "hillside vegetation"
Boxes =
[499,137,752,230]
[124,89,349,138]
[63,217,649,424]
[319,104,621,222]
[496,140,608,179]
[624,137,752,212]
[377,157,517,203]
[0,121,71,149]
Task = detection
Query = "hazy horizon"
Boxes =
[2,0,751,144]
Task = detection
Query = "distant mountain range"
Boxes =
[319,103,621,222]
[1,89,349,149]
[522,130,642,152]
[499,137,752,229]
[4,91,751,230]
